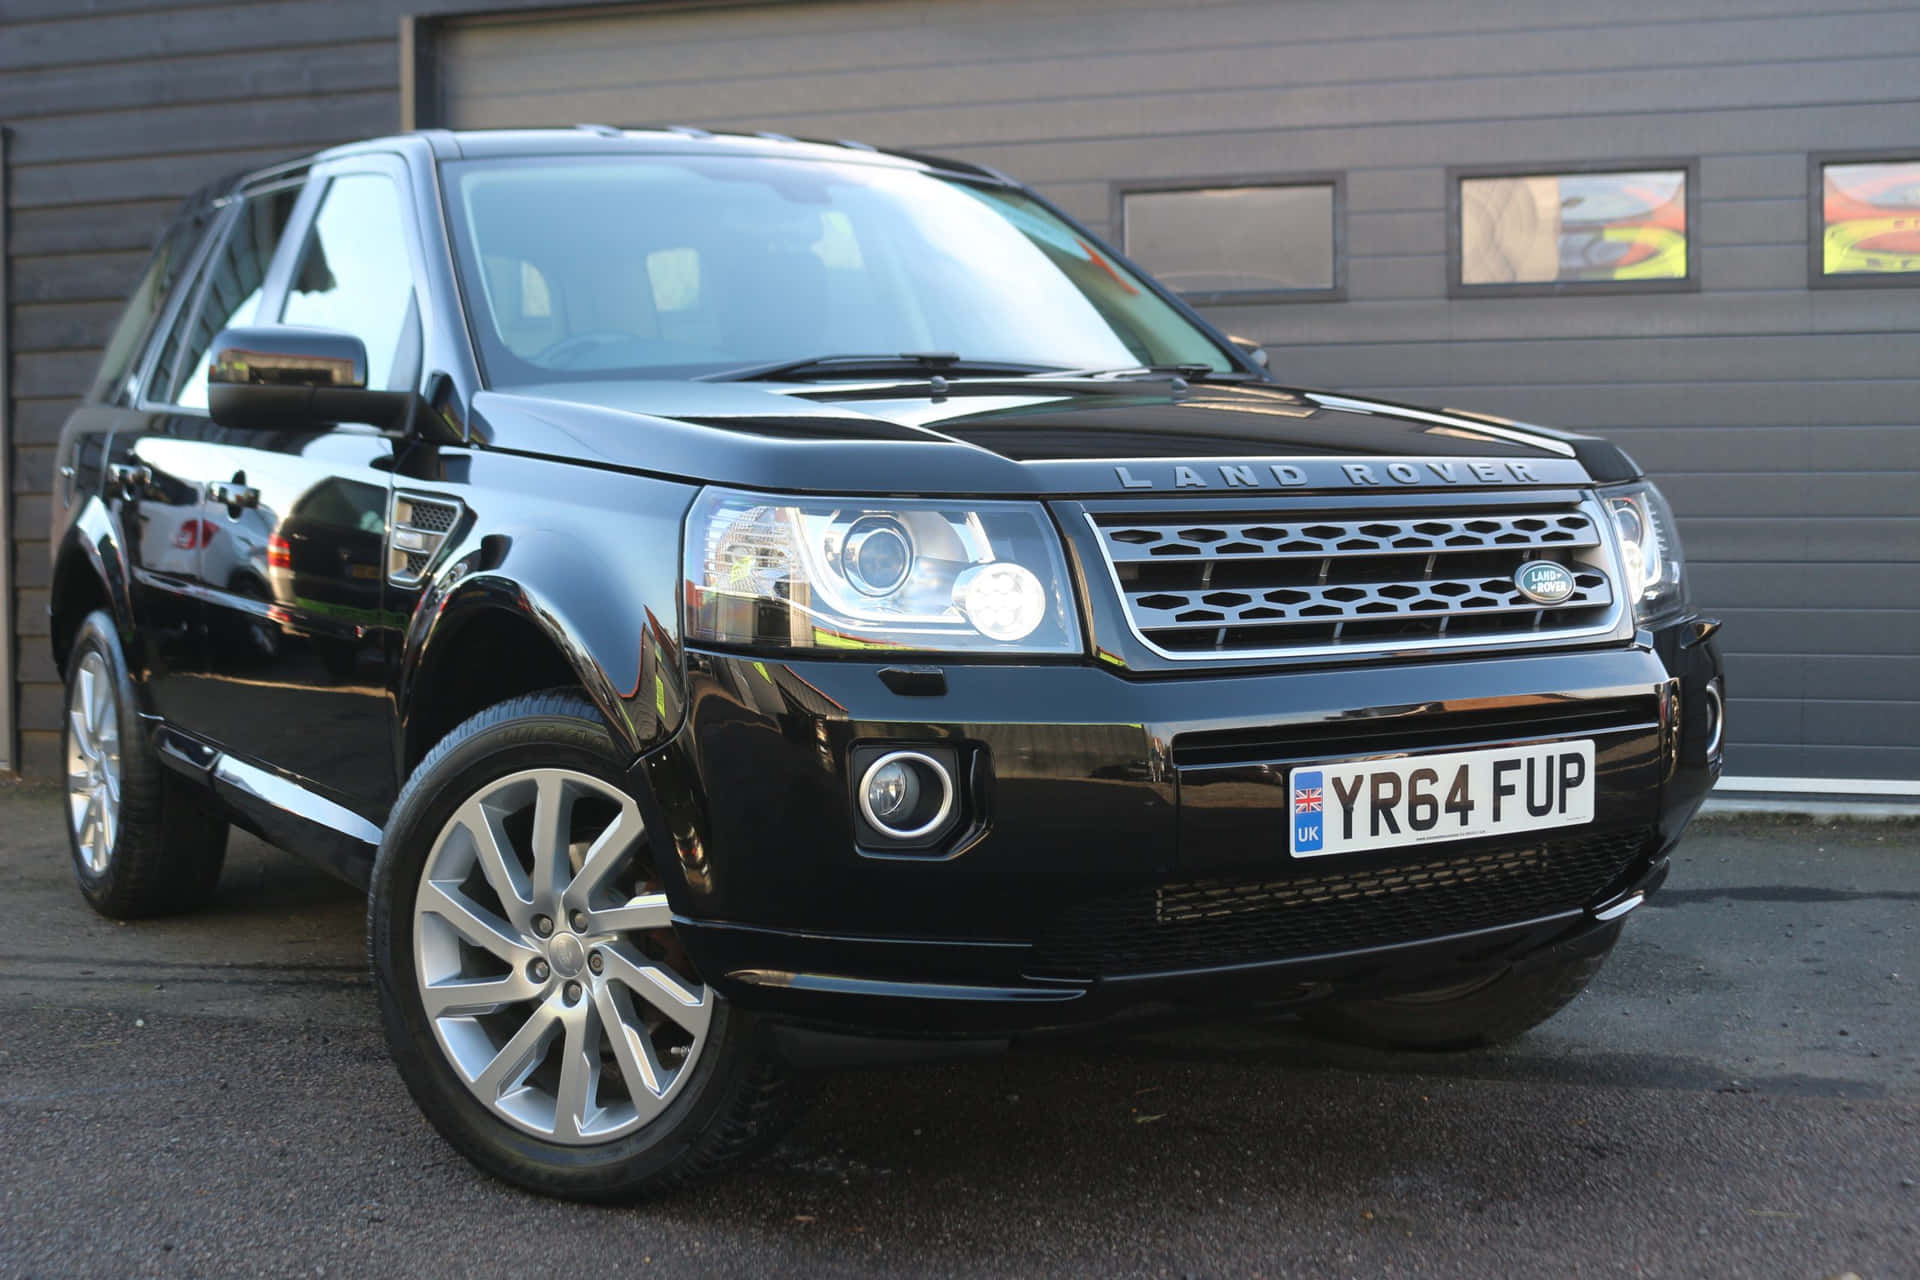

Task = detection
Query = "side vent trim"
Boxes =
[389,492,463,587]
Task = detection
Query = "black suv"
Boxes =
[51,128,1723,1200]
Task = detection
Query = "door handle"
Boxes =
[106,462,152,499]
[209,480,260,510]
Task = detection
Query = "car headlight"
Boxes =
[683,488,1082,654]
[1601,480,1687,625]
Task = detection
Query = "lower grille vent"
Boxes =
[1029,827,1651,977]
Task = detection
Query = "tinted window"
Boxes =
[1459,169,1689,287]
[1122,184,1337,298]
[279,174,419,391]
[443,155,1231,386]
[1819,159,1920,278]
[152,186,300,408]
[91,208,213,405]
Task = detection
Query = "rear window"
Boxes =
[90,209,212,405]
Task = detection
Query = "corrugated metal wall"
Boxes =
[4,0,1917,782]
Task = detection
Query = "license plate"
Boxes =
[1289,740,1595,858]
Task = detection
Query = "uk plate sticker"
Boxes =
[1291,769,1325,854]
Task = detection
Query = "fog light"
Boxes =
[1704,679,1725,758]
[953,562,1046,642]
[858,750,954,839]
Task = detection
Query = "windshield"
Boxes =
[441,153,1234,386]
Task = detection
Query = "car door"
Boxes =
[185,156,426,816]
[108,182,302,730]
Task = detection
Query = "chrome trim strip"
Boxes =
[1704,680,1726,758]
[726,969,1085,1002]
[211,755,383,846]
[1087,494,1630,664]
[1593,891,1645,922]
[1306,392,1579,458]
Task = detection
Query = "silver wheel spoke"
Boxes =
[78,666,99,735]
[528,772,573,905]
[460,801,532,929]
[419,881,535,966]
[562,800,643,911]
[587,892,673,934]
[471,1006,561,1101]
[422,971,540,1019]
[602,946,710,1036]
[80,792,102,853]
[592,981,668,1113]
[87,666,112,739]
[552,1005,602,1142]
[70,708,96,761]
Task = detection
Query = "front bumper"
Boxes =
[631,621,1722,1040]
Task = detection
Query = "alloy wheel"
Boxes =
[412,768,711,1144]
[66,651,122,875]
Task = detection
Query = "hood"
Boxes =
[469,377,1630,496]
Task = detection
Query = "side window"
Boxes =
[279,174,420,392]
[91,208,211,405]
[151,185,300,409]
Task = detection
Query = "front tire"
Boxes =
[368,690,795,1201]
[62,609,227,918]
[1301,925,1621,1052]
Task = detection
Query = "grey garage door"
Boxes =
[420,0,1920,792]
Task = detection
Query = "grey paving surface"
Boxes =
[0,780,1914,1278]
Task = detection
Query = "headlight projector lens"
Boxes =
[953,562,1047,642]
[857,750,955,840]
[843,516,914,596]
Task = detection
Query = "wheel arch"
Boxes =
[397,563,686,777]
[50,498,134,675]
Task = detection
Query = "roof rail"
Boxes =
[577,123,722,140]
[834,138,878,152]
[754,130,797,143]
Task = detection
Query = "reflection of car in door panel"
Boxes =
[269,476,388,619]
[49,129,1724,1204]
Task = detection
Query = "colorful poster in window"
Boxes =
[1822,161,1920,276]
[1461,170,1687,286]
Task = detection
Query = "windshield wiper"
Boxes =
[697,352,1075,383]
[1109,364,1259,383]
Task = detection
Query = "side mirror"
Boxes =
[208,326,415,433]
[1226,333,1270,370]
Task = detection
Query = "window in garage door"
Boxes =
[1452,163,1696,296]
[1117,178,1342,304]
[1813,155,1920,284]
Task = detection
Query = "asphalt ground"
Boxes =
[0,780,1914,1279]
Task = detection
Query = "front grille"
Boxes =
[1028,827,1650,977]
[1091,502,1620,659]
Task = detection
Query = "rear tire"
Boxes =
[1302,926,1620,1052]
[368,690,798,1201]
[62,609,228,919]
